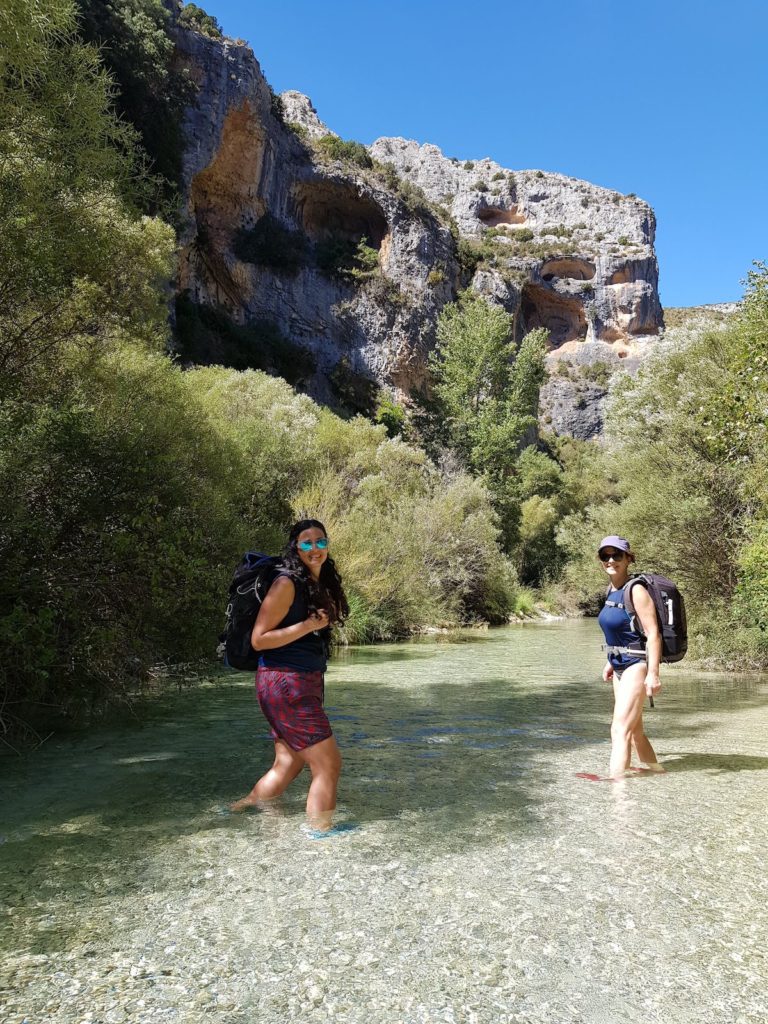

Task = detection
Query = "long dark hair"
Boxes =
[281,519,349,625]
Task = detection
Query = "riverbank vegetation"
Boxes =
[2,2,767,739]
[0,3,523,736]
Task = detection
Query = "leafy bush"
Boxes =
[474,180,489,192]
[316,235,379,281]
[515,228,534,242]
[427,268,446,287]
[492,172,505,181]
[463,161,475,171]
[76,0,195,210]
[315,135,373,169]
[233,213,309,272]
[178,3,222,37]
[375,394,406,437]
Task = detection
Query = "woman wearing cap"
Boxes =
[596,535,663,779]
[231,519,349,827]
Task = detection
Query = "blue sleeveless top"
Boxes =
[258,572,327,673]
[597,583,645,670]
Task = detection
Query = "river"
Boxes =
[2,619,767,1023]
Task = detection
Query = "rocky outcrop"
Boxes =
[170,12,664,433]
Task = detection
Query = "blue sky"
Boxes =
[199,1,767,307]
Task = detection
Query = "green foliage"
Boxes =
[579,360,610,386]
[75,0,194,210]
[0,345,253,724]
[375,394,407,438]
[0,0,175,395]
[174,295,316,385]
[178,3,222,37]
[555,265,768,661]
[492,172,505,181]
[474,180,489,192]
[618,235,629,245]
[315,135,373,169]
[463,161,475,171]
[233,214,309,273]
[428,269,446,287]
[426,294,549,552]
[316,235,380,282]
[515,228,534,242]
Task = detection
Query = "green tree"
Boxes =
[75,0,194,210]
[0,0,175,393]
[428,293,548,549]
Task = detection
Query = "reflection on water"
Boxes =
[2,619,768,1023]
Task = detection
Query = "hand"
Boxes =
[306,609,329,632]
[645,671,661,697]
[602,662,614,682]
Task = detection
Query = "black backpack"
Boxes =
[621,574,688,663]
[219,552,282,671]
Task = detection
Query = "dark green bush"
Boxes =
[315,135,373,169]
[316,235,379,281]
[474,180,489,192]
[178,3,222,37]
[233,214,309,272]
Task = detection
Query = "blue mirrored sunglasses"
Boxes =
[297,538,329,551]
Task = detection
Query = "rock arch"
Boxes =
[294,181,388,248]
[477,205,527,228]
[540,257,596,282]
[521,283,587,348]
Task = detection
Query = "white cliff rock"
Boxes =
[171,13,664,436]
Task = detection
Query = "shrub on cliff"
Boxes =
[315,135,373,169]
[178,3,222,38]
[75,0,194,210]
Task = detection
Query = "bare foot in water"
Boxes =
[230,796,262,813]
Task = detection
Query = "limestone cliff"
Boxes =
[170,12,664,435]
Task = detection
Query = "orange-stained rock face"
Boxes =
[171,14,665,435]
[190,102,267,243]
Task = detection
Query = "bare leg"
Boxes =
[298,735,342,829]
[609,664,650,778]
[632,722,661,768]
[231,739,304,811]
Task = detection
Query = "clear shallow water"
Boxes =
[2,618,768,1023]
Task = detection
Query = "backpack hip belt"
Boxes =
[602,644,647,657]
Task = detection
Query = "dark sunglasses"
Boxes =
[297,538,329,551]
[598,550,626,563]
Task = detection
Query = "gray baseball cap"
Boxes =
[597,535,631,554]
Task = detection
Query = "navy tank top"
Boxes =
[597,583,645,670]
[258,571,327,673]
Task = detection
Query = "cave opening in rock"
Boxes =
[295,182,389,249]
[521,283,588,348]
[477,205,527,228]
[540,257,596,282]
[608,263,641,285]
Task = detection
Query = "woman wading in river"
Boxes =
[596,535,664,779]
[232,519,349,827]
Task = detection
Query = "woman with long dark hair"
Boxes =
[231,519,349,827]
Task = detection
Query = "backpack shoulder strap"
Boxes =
[623,575,646,618]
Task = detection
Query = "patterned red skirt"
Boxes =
[256,667,332,751]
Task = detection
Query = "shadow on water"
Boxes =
[2,620,768,954]
[662,752,768,773]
